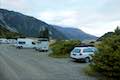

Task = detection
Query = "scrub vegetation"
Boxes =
[0,25,21,38]
[88,27,120,80]
[49,40,81,58]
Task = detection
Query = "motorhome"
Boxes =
[16,38,36,48]
[16,38,49,51]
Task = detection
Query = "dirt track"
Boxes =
[0,44,96,80]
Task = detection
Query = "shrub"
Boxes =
[90,35,120,79]
[49,40,81,58]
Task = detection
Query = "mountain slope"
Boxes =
[0,9,97,40]
[52,25,97,40]
[0,9,66,39]
[0,24,21,38]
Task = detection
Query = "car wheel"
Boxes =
[85,57,90,63]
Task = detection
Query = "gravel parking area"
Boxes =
[0,44,96,80]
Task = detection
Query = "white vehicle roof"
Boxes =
[73,47,97,51]
[17,38,33,41]
[74,47,93,49]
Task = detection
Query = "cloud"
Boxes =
[1,0,29,11]
[38,9,120,36]
[80,20,120,36]
[1,0,120,36]
[38,10,80,25]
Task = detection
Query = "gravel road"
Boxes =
[0,44,96,80]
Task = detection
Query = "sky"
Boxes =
[0,0,120,37]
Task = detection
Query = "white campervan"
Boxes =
[35,39,49,52]
[16,38,36,48]
[0,38,8,44]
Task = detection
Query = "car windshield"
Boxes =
[72,49,81,53]
[91,47,97,52]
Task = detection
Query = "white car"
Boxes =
[70,47,97,63]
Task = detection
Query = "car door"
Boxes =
[71,48,81,58]
[83,48,94,59]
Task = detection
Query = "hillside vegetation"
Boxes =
[97,26,120,41]
[0,25,21,38]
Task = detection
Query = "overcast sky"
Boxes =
[0,0,120,36]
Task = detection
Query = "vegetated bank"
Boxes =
[87,26,120,80]
[49,40,81,58]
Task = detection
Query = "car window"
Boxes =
[72,49,81,53]
[83,48,94,53]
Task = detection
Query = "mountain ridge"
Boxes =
[0,8,97,40]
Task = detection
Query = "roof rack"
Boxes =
[75,44,95,47]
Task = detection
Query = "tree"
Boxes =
[39,27,49,39]
[49,40,81,58]
[114,26,120,35]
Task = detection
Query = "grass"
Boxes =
[83,65,97,77]
[83,65,114,80]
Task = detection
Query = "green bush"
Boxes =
[49,40,81,58]
[90,35,120,79]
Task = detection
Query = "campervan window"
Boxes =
[18,41,25,44]
[38,40,48,41]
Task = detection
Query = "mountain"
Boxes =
[52,25,97,40]
[0,8,97,40]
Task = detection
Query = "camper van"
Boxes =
[16,38,36,48]
[35,38,49,52]
[0,38,8,44]
[7,39,17,44]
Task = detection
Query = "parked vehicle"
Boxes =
[7,39,17,44]
[70,46,97,63]
[35,38,49,52]
[16,38,36,49]
[0,38,8,44]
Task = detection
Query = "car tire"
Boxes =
[18,46,23,49]
[84,57,90,63]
